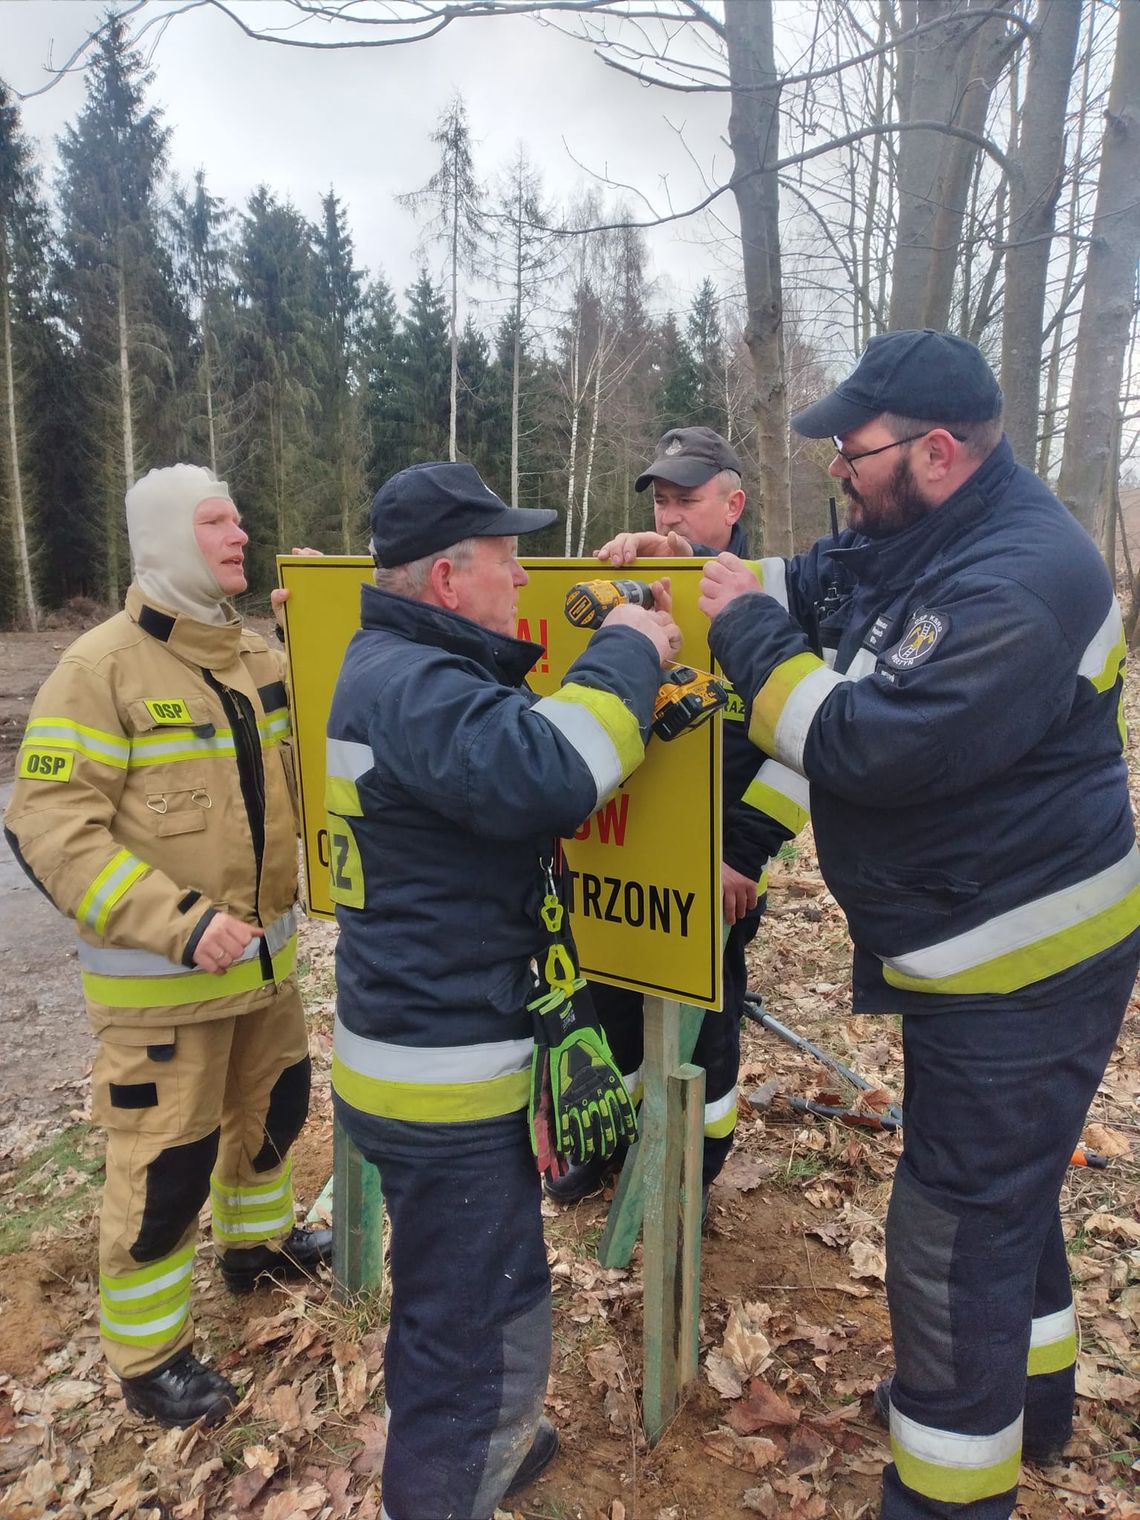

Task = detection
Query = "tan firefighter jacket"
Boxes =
[3,585,300,1033]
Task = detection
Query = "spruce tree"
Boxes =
[55,12,186,603]
[391,268,450,468]
[313,189,367,551]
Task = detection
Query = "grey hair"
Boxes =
[881,411,1003,460]
[372,537,478,597]
[713,468,743,494]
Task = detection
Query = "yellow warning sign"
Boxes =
[278,556,723,1009]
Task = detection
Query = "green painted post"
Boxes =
[674,1061,705,1385]
[597,1000,705,1268]
[332,1115,384,1299]
[640,995,681,1443]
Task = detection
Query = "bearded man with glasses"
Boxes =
[696,329,1140,1520]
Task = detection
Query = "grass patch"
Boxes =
[777,1153,830,1186]
[0,1122,104,1255]
[776,841,799,863]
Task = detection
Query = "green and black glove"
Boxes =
[527,981,638,1169]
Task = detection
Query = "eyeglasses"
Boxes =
[831,430,965,477]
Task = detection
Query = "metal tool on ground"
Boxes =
[564,579,728,741]
[742,995,1107,1170]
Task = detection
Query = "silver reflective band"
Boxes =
[326,736,375,780]
[1078,602,1123,683]
[756,757,811,806]
[100,1257,193,1303]
[843,647,878,679]
[334,1017,533,1084]
[881,848,1140,982]
[773,664,848,771]
[704,1087,737,1125]
[1030,1304,1075,1347]
[529,697,622,806]
[890,1405,1022,1472]
[101,1305,189,1339]
[78,908,297,976]
[755,557,789,611]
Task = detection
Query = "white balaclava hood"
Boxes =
[126,464,236,625]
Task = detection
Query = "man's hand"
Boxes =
[602,596,683,666]
[723,863,759,926]
[594,530,694,566]
[271,546,323,628]
[699,552,761,621]
[194,912,264,975]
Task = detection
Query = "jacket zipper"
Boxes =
[203,670,267,936]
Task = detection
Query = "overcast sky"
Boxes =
[5,0,748,323]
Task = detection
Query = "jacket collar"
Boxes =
[126,583,245,668]
[359,582,544,687]
[823,436,1017,589]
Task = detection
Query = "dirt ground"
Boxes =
[1,623,1138,1520]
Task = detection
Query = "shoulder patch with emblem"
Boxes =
[18,747,74,783]
[143,698,193,724]
[887,610,949,670]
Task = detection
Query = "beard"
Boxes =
[841,454,935,539]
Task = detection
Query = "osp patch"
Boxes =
[887,610,948,670]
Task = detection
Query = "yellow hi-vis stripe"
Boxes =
[743,775,809,836]
[703,1087,737,1139]
[332,1052,531,1123]
[99,1243,194,1347]
[890,1407,1022,1505]
[23,717,131,768]
[81,935,297,1009]
[77,850,149,935]
[1027,1304,1077,1377]
[748,651,835,761]
[210,1159,295,1244]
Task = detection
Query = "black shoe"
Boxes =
[872,1375,892,1427]
[1022,1430,1070,1467]
[219,1225,333,1294]
[543,1146,625,1204]
[504,1418,560,1496]
[121,1349,237,1428]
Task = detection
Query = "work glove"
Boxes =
[527,982,638,1175]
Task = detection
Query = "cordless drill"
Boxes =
[563,579,728,741]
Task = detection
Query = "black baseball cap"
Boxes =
[634,426,743,492]
[370,461,557,568]
[790,330,1003,439]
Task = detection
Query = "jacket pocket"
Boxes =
[92,1024,180,1134]
[855,859,980,918]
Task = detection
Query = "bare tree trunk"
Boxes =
[203,328,218,476]
[576,352,605,556]
[922,8,1017,331]
[1057,0,1140,545]
[1001,0,1081,464]
[1,279,38,630]
[725,0,791,556]
[511,232,522,508]
[564,320,582,556]
[448,193,459,463]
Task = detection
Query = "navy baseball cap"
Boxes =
[635,426,743,492]
[790,330,1003,439]
[369,461,557,568]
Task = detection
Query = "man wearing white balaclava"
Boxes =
[125,463,236,624]
[4,464,331,1428]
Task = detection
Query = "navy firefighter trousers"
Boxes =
[881,931,1139,1519]
[334,1103,550,1520]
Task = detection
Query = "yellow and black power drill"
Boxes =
[564,579,728,741]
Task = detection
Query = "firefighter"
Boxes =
[3,465,331,1428]
[698,330,1140,1520]
[543,427,805,1209]
[327,461,680,1519]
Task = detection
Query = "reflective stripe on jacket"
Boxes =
[3,585,299,1030]
[709,437,1139,1012]
[328,583,661,1123]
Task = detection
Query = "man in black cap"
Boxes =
[542,428,804,1212]
[698,331,1140,1520]
[325,461,682,1520]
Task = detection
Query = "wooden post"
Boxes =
[597,1000,705,1269]
[332,1116,384,1299]
[639,999,705,1444]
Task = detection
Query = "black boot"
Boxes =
[504,1418,560,1496]
[219,1225,333,1294]
[543,1145,626,1204]
[121,1349,237,1428]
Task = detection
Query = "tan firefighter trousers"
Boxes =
[91,980,310,1377]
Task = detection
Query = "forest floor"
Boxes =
[1,621,1138,1520]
